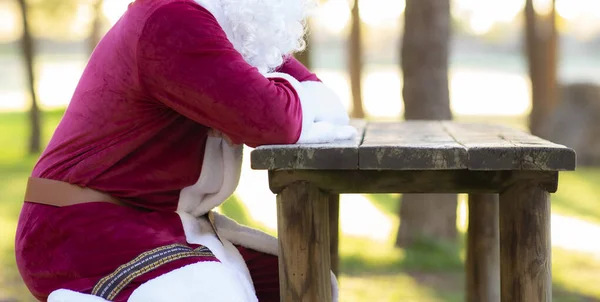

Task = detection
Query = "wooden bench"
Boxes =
[250,121,576,302]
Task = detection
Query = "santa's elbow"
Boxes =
[273,124,301,145]
[285,124,302,144]
[260,124,301,146]
[243,125,299,147]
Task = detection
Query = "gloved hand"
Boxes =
[263,72,357,145]
[295,80,356,144]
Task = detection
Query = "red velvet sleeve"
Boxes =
[137,2,303,147]
[276,56,320,82]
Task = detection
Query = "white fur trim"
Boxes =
[264,72,303,87]
[178,137,243,217]
[47,265,336,302]
[176,212,254,286]
[331,271,339,302]
[48,289,108,302]
[212,211,279,256]
[128,262,258,302]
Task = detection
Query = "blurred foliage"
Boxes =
[22,0,97,40]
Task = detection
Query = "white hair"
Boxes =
[195,0,315,73]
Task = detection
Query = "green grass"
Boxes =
[0,110,64,301]
[1,110,600,301]
[553,169,600,224]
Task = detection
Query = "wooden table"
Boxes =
[250,121,576,302]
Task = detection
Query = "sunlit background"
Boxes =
[2,0,600,301]
[2,0,600,115]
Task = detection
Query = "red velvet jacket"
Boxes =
[32,0,317,211]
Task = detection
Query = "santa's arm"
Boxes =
[137,2,304,147]
[270,58,355,142]
[275,56,320,82]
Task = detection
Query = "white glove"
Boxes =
[264,72,357,144]
[301,81,350,126]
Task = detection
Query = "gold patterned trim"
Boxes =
[91,243,215,300]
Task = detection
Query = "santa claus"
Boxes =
[15,0,355,301]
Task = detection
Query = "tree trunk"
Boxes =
[88,0,105,55]
[17,0,41,154]
[395,0,456,248]
[396,194,457,247]
[348,0,365,119]
[401,0,452,120]
[525,0,558,137]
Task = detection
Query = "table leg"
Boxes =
[466,194,500,302]
[329,194,340,276]
[499,182,551,302]
[276,181,332,302]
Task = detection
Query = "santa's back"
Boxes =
[31,0,215,210]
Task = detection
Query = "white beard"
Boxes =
[194,0,315,73]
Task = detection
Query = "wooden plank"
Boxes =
[277,181,332,302]
[466,194,500,302]
[329,194,340,277]
[443,122,523,171]
[499,181,551,302]
[443,122,576,171]
[252,121,574,172]
[250,120,366,170]
[359,121,467,170]
[268,170,558,194]
[497,125,576,171]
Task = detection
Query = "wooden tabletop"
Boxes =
[253,120,571,302]
[250,120,576,172]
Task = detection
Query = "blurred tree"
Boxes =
[395,0,457,248]
[15,0,95,154]
[27,0,81,40]
[525,0,558,136]
[17,0,41,154]
[88,0,106,54]
[349,0,365,118]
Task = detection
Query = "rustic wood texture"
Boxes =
[251,121,576,172]
[443,122,576,171]
[499,181,551,302]
[328,194,340,276]
[250,120,366,170]
[268,170,559,194]
[467,194,500,302]
[360,122,466,170]
[277,182,332,302]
